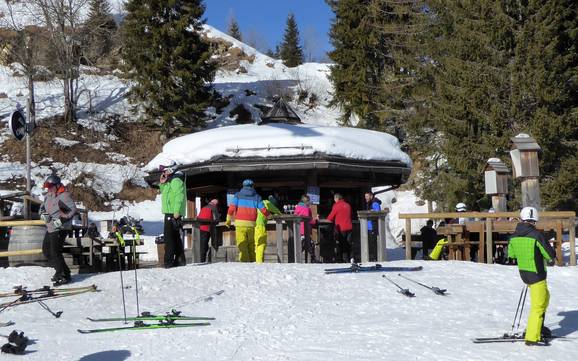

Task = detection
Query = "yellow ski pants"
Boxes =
[254,225,268,263]
[525,280,550,342]
[235,226,255,262]
[429,239,448,260]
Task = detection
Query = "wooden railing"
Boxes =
[399,211,576,266]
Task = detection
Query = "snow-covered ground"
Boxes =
[0,261,577,360]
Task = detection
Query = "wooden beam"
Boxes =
[398,211,575,220]
[0,249,43,257]
[0,220,45,227]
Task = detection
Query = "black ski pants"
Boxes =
[200,230,211,263]
[42,230,70,278]
[164,214,185,268]
[335,230,353,262]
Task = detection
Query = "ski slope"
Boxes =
[0,261,577,360]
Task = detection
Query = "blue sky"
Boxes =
[204,0,334,61]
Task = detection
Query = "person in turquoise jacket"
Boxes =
[159,160,186,268]
[254,195,282,263]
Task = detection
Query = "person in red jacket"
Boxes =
[327,193,353,263]
[198,199,219,263]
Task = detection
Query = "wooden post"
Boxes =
[569,217,576,266]
[478,220,485,263]
[555,221,563,266]
[521,178,541,209]
[359,216,369,263]
[191,222,201,263]
[405,218,412,260]
[491,196,507,212]
[377,216,388,262]
[485,218,493,265]
[293,220,301,263]
[275,219,284,263]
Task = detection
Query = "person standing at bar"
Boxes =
[198,198,220,263]
[226,179,269,262]
[327,193,353,262]
[159,160,186,268]
[254,195,282,263]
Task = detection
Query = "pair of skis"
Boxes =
[324,263,423,274]
[0,285,97,309]
[0,285,97,319]
[78,310,214,333]
[472,333,571,344]
[382,274,447,298]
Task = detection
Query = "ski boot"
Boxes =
[53,275,71,287]
[541,326,552,339]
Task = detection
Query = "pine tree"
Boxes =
[122,0,216,137]
[279,13,304,67]
[408,1,578,212]
[507,0,578,211]
[408,0,516,210]
[227,17,242,41]
[327,0,403,127]
[83,0,117,63]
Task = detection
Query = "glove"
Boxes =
[40,213,51,223]
[52,218,62,230]
[547,259,555,267]
[225,215,231,228]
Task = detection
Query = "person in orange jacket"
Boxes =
[226,180,269,262]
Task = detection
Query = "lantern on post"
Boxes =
[484,158,509,212]
[509,133,541,209]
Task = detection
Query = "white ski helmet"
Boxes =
[455,202,467,212]
[159,160,177,174]
[520,207,539,222]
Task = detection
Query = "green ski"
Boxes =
[78,321,211,334]
[87,315,215,322]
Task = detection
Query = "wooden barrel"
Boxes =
[7,225,48,267]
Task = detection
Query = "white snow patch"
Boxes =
[53,137,80,147]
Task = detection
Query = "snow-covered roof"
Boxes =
[145,124,411,172]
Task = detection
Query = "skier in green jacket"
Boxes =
[159,160,186,268]
[508,206,556,345]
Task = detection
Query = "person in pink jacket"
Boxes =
[295,195,318,262]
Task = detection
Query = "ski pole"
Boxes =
[118,248,128,324]
[132,228,141,317]
[398,273,447,295]
[37,300,62,318]
[516,285,528,332]
[382,275,415,298]
[511,286,526,333]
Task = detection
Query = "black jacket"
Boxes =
[508,222,556,285]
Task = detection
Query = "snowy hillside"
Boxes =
[0,22,342,201]
[0,261,577,360]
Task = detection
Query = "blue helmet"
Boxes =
[242,179,254,187]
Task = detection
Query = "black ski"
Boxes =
[472,334,569,344]
[0,321,14,327]
[325,263,423,274]
[382,275,415,297]
[397,274,447,295]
